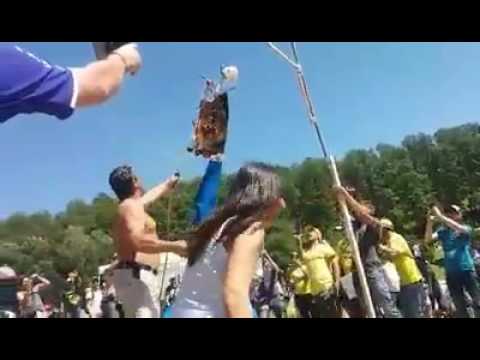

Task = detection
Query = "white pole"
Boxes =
[267,42,301,70]
[159,195,172,314]
[266,42,376,318]
[328,155,376,318]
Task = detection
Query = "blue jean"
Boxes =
[446,271,480,318]
[398,282,425,318]
[354,267,403,318]
[192,160,222,225]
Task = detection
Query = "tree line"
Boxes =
[1,122,480,282]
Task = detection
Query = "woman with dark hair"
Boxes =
[168,163,285,318]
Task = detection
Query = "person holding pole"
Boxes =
[333,186,402,318]
[266,42,376,318]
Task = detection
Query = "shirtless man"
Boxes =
[108,165,187,318]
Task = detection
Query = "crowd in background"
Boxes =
[245,186,480,319]
[0,270,114,318]
[2,186,480,319]
[0,260,182,319]
[251,187,480,318]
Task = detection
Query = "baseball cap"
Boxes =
[447,205,462,214]
[379,218,394,231]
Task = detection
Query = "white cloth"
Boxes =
[112,268,160,318]
[274,281,285,297]
[89,289,103,318]
[254,257,264,281]
[382,262,401,293]
[169,242,229,318]
[340,273,357,300]
[170,217,245,318]
[0,266,16,280]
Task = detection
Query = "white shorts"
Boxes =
[112,268,160,318]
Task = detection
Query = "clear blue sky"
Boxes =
[1,42,480,219]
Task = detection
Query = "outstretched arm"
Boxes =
[333,185,380,228]
[32,274,50,292]
[0,44,139,124]
[192,160,222,225]
[141,174,179,207]
[74,43,142,107]
[432,206,471,235]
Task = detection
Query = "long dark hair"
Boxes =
[187,162,282,266]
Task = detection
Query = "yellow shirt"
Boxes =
[388,232,423,286]
[289,264,311,295]
[302,242,337,295]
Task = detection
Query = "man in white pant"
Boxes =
[109,165,188,318]
[112,267,161,318]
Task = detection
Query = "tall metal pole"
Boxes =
[266,42,376,318]
[159,194,172,315]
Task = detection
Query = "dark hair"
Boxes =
[109,165,136,201]
[187,162,282,266]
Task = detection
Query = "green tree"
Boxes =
[2,122,480,276]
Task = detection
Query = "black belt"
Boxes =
[115,261,158,278]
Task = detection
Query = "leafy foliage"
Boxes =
[1,123,479,280]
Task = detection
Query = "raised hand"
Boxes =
[431,206,442,219]
[113,43,142,75]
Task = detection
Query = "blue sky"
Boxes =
[1,42,480,219]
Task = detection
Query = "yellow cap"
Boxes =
[380,218,394,230]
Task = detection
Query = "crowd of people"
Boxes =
[0,267,111,318]
[279,188,480,318]
[1,42,480,318]
[0,261,183,319]
[2,188,480,319]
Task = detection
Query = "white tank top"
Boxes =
[169,217,246,318]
